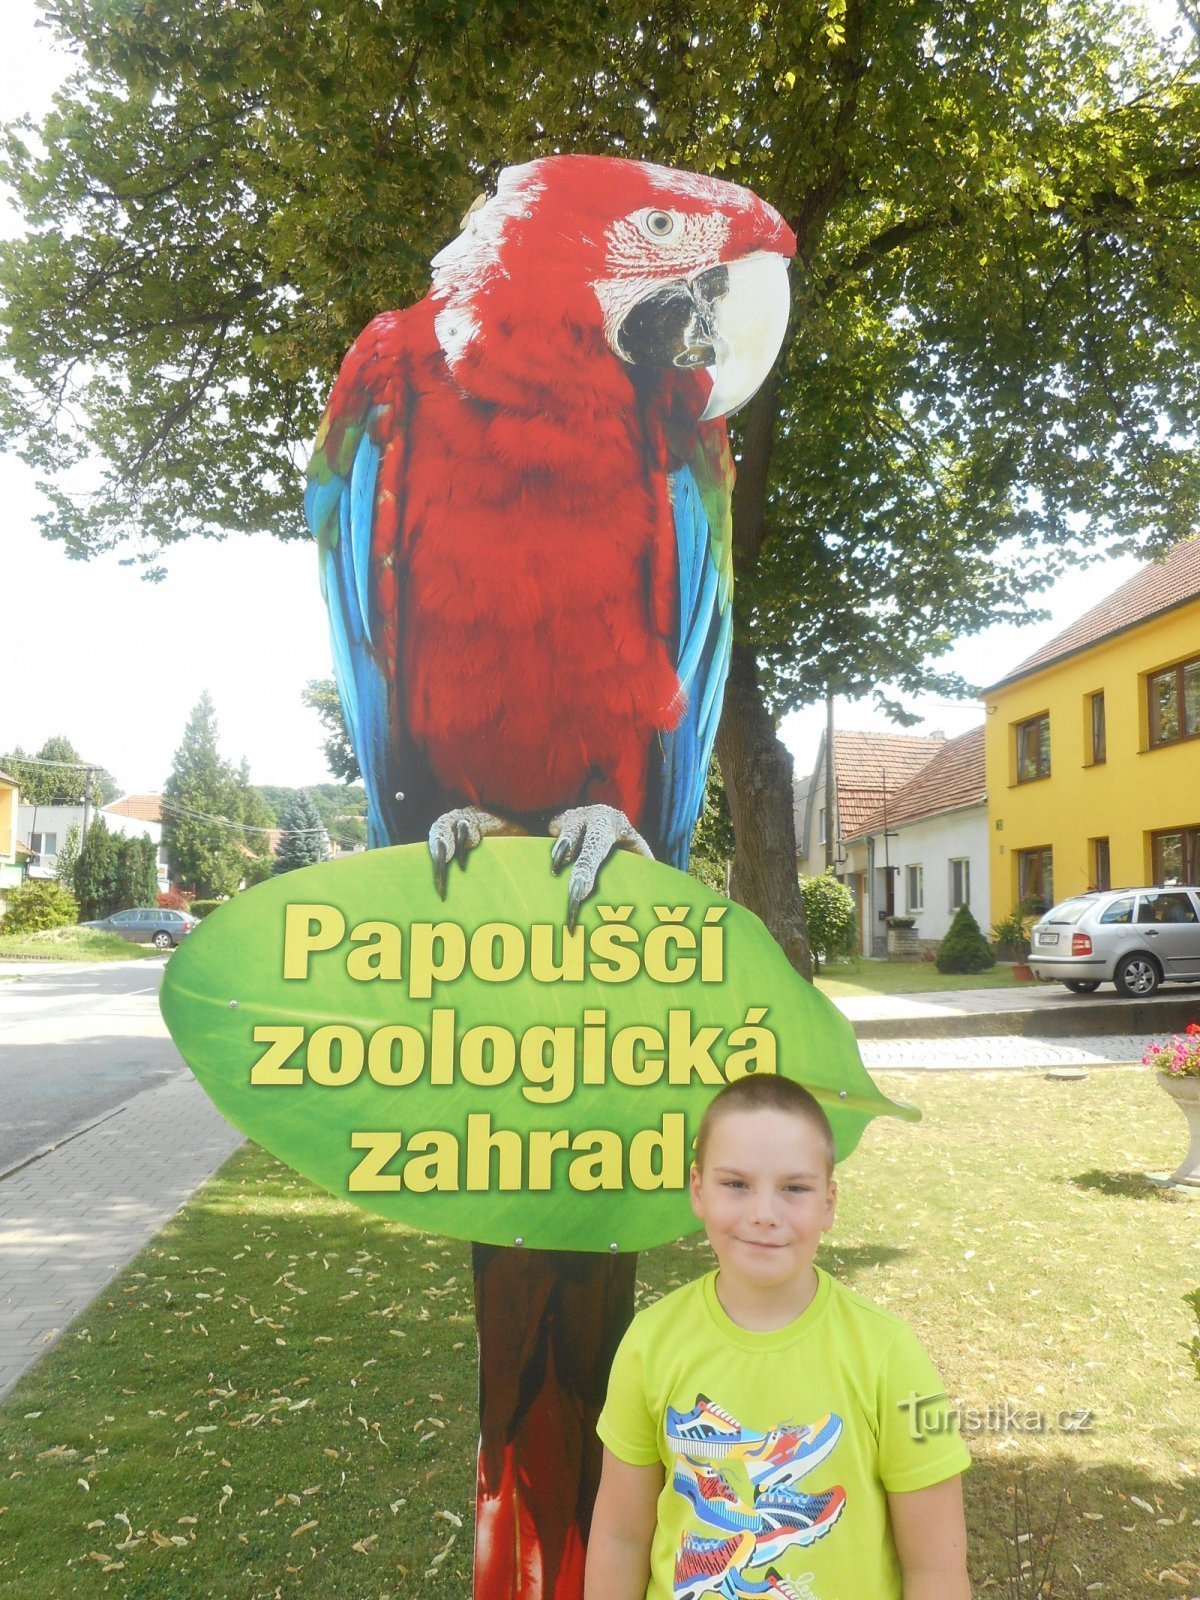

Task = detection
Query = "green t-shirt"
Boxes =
[597,1267,970,1600]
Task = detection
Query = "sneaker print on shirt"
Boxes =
[668,1396,845,1600]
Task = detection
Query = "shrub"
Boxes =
[1,879,80,934]
[158,887,191,910]
[936,903,996,974]
[188,898,226,919]
[991,905,1032,961]
[798,871,856,972]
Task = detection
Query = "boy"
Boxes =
[585,1074,971,1600]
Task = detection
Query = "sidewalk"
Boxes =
[0,1071,243,1402]
[0,974,1183,1405]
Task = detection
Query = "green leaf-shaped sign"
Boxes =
[160,840,916,1252]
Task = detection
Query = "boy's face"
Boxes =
[689,1108,836,1297]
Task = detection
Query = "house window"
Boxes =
[1017,846,1053,913]
[1015,713,1051,782]
[818,807,826,846]
[1091,836,1111,892]
[949,858,970,911]
[1152,827,1200,886]
[30,831,57,862]
[1148,656,1200,748]
[905,864,924,912]
[1089,692,1106,764]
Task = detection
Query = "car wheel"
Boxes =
[1113,953,1161,998]
[1063,980,1101,994]
[152,930,174,950]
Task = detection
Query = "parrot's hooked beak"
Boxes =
[610,251,791,420]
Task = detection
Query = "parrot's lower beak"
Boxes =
[614,280,719,370]
[697,251,792,421]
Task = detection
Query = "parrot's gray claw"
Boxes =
[548,806,654,930]
[428,808,517,898]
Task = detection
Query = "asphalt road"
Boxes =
[0,959,184,1172]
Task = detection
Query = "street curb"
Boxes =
[0,1105,129,1185]
[851,993,1200,1040]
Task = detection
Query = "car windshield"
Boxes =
[1040,897,1093,925]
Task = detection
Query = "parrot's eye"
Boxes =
[640,210,677,240]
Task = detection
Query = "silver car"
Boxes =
[84,907,198,950]
[1029,886,1200,997]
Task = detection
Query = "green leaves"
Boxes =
[2,0,1199,695]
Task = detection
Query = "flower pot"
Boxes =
[1157,1072,1200,1187]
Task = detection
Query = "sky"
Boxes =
[0,2,1184,796]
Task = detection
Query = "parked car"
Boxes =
[83,907,198,949]
[1029,886,1200,997]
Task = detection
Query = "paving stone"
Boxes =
[0,1073,242,1403]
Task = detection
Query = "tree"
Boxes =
[272,791,330,874]
[0,738,117,806]
[797,871,856,972]
[73,817,118,921]
[687,764,735,894]
[5,0,1200,972]
[161,694,252,898]
[936,903,997,975]
[236,759,277,886]
[302,679,361,784]
[53,822,81,889]
[111,833,159,910]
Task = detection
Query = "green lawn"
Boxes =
[0,1069,1197,1598]
[816,956,1038,997]
[0,927,161,963]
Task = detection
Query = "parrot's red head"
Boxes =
[429,155,796,420]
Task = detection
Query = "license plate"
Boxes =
[1037,931,1059,946]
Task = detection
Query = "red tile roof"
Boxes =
[832,730,946,837]
[989,537,1200,688]
[103,793,163,823]
[847,725,985,838]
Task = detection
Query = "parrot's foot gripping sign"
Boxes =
[549,805,655,929]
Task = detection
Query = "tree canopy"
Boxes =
[272,790,330,875]
[4,0,1199,964]
[1,737,118,806]
[161,693,269,897]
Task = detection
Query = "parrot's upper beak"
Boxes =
[610,252,791,421]
[696,252,791,421]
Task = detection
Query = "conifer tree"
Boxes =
[73,818,118,921]
[272,792,329,875]
[161,694,247,899]
[936,903,996,975]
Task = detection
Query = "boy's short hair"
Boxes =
[694,1074,836,1175]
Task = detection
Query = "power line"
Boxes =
[157,797,364,851]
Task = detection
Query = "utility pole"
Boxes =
[824,686,836,871]
[80,765,95,868]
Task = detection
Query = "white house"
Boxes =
[840,725,988,955]
[18,793,169,890]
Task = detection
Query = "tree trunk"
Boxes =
[717,366,814,982]
[716,643,813,981]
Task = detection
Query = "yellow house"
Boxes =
[984,538,1200,928]
[0,768,23,920]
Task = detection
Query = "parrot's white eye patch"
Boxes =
[639,209,678,241]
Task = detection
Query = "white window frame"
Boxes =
[949,857,970,911]
[905,863,924,912]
